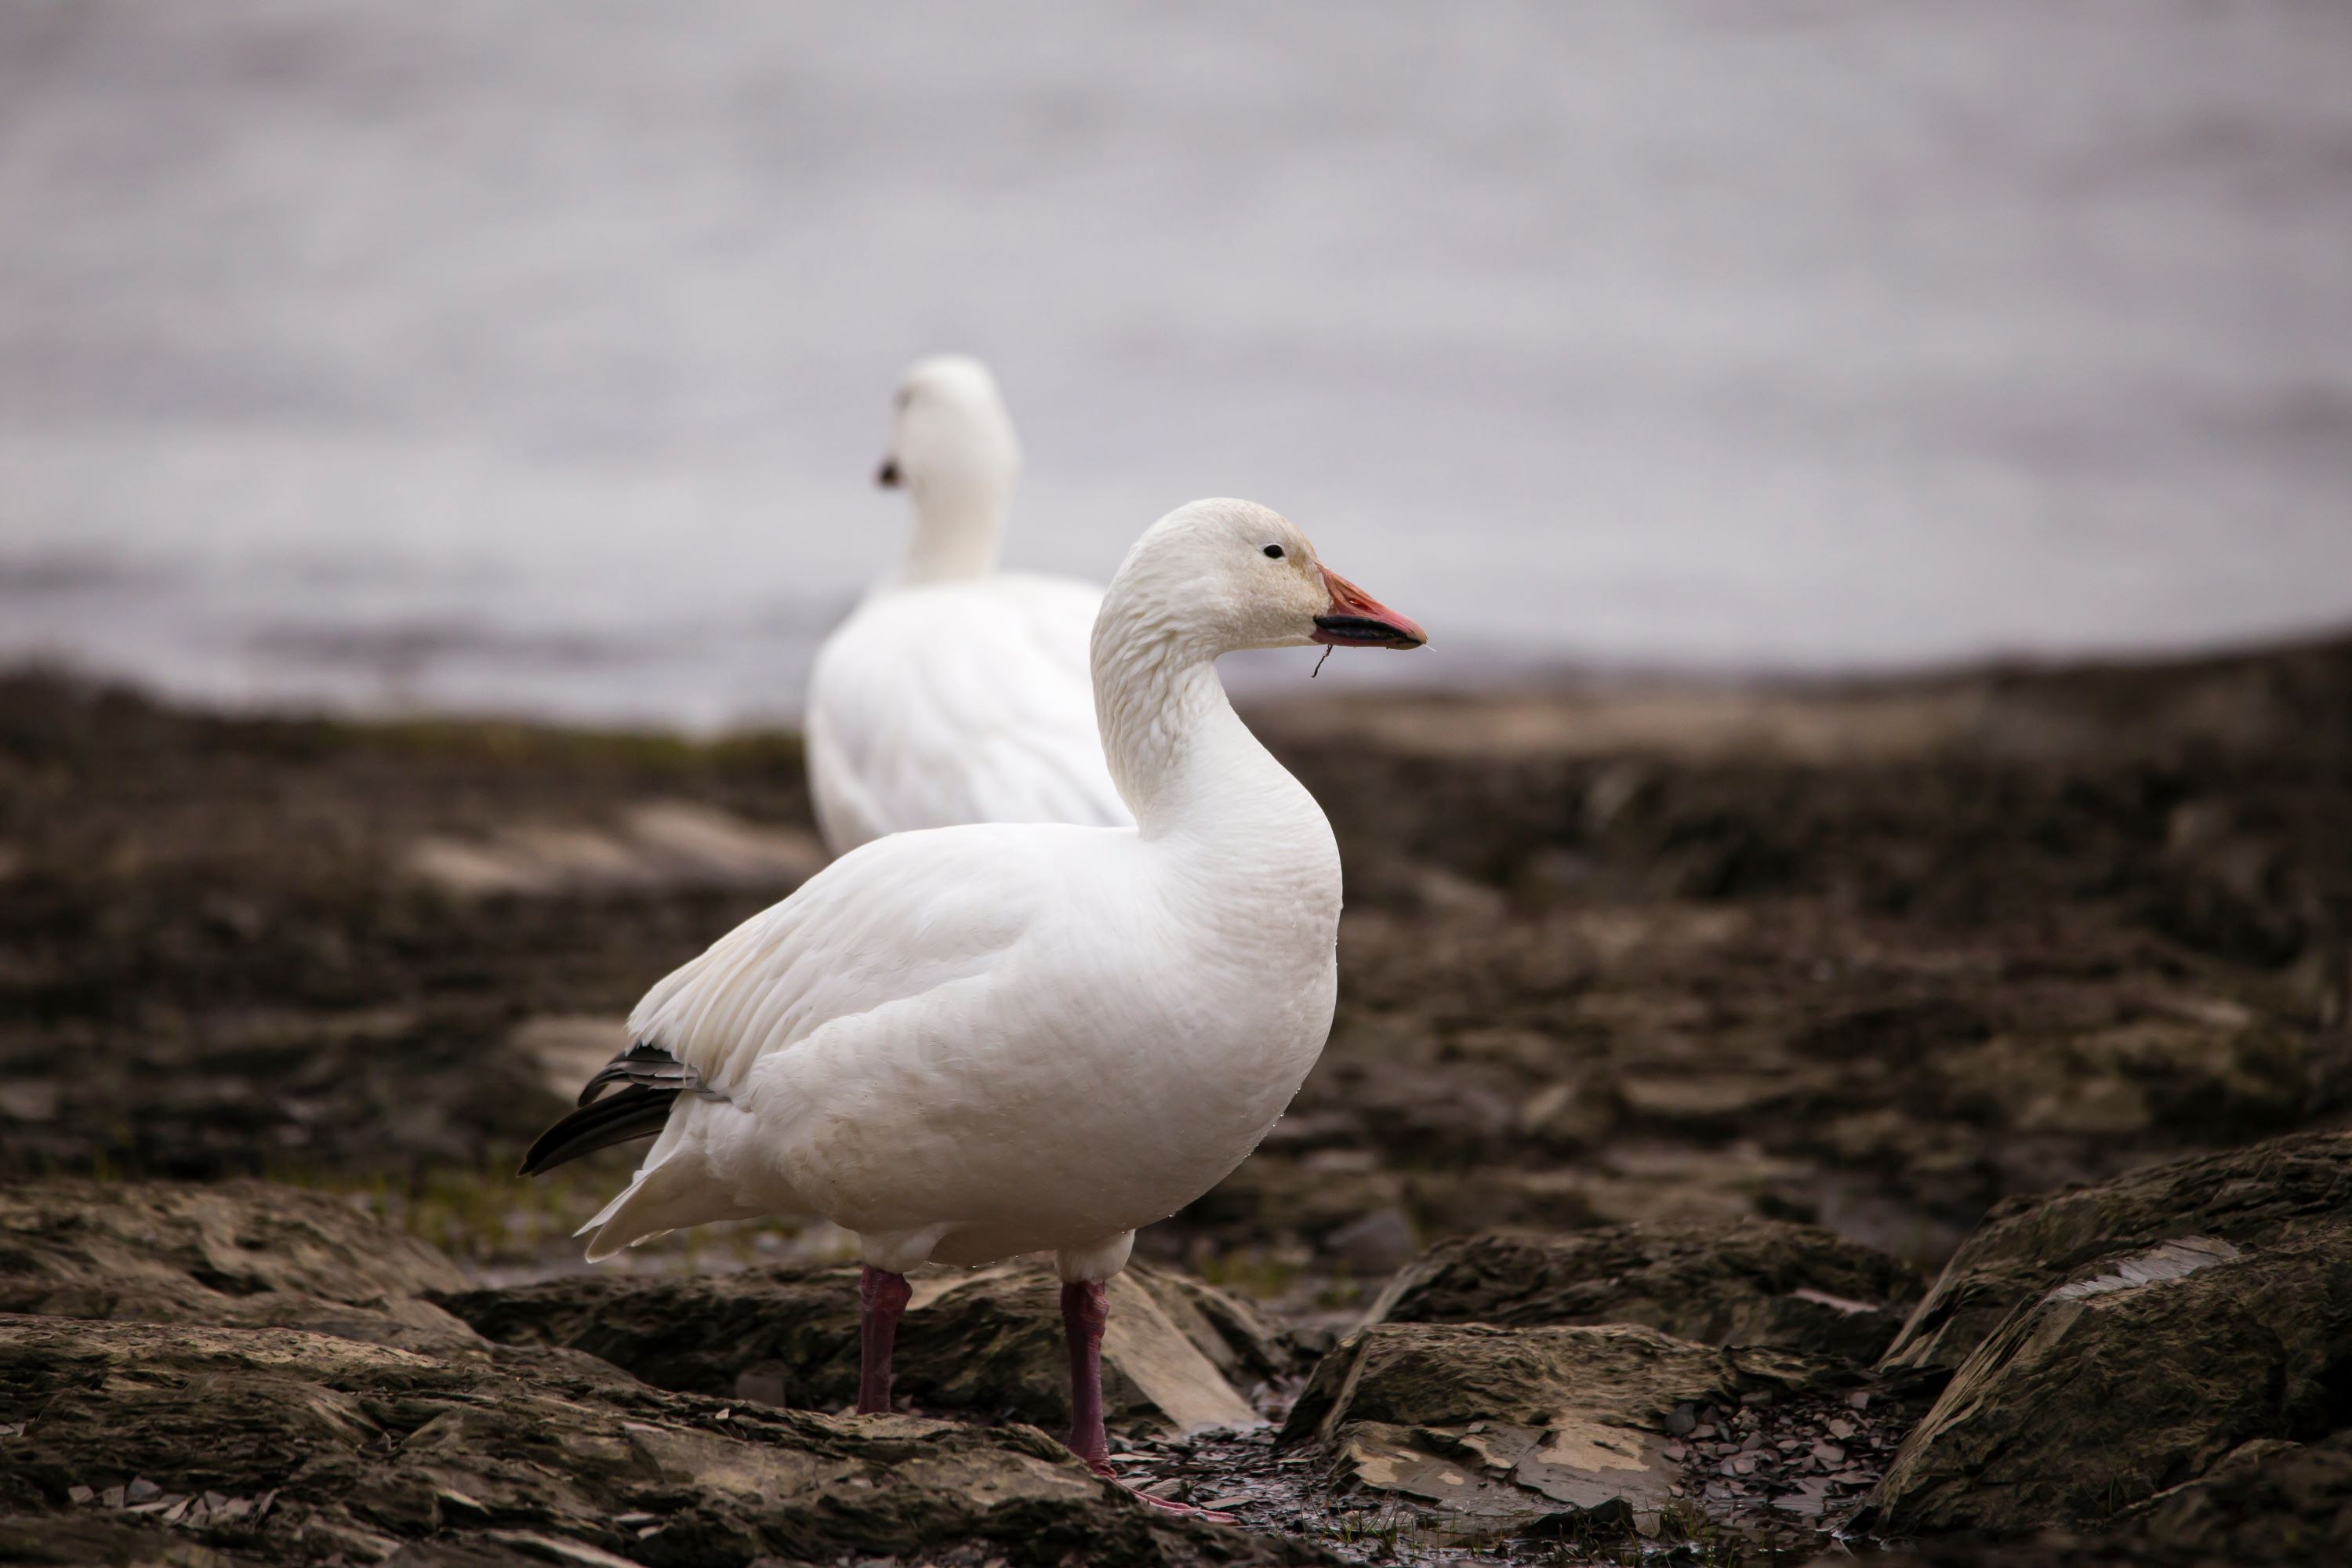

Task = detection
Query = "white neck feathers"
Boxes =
[1090,571,1319,849]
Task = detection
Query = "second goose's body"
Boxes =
[807,356,1128,855]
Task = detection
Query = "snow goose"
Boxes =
[523,498,1424,1501]
[805,355,1130,855]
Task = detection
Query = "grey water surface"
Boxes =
[3,2,2349,726]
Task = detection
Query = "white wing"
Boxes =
[577,820,1097,1257]
[624,821,1060,1096]
[805,572,1132,854]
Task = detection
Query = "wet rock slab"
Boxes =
[2115,1429,2352,1566]
[0,1177,488,1355]
[0,1313,1327,1568]
[0,1179,1330,1564]
[1807,1433,2352,1566]
[1371,1221,1922,1365]
[1878,1128,2352,1377]
[1278,1320,1835,1533]
[440,1258,1293,1438]
[1865,1131,2352,1536]
[0,1177,467,1306]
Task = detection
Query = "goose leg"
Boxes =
[858,1265,912,1414]
[1059,1278,1237,1523]
[1059,1279,1112,1465]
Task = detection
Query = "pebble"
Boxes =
[1826,1417,1857,1440]
[124,1479,162,1506]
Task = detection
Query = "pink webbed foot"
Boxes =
[1084,1460,1240,1523]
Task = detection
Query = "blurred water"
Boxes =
[2,1,2349,727]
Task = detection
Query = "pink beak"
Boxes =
[1310,565,1427,650]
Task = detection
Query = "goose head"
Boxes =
[1103,499,1426,661]
[876,357,1022,579]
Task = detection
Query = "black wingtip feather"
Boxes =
[517,1085,681,1177]
[576,1041,696,1106]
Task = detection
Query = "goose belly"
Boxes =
[744,961,1337,1258]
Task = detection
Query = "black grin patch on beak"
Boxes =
[1312,614,1425,650]
[875,459,902,488]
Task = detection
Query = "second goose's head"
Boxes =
[877,356,1022,580]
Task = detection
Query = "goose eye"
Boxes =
[1262,544,1284,559]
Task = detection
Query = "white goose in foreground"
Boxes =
[524,499,1424,1503]
[805,355,1130,856]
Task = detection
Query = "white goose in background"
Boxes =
[524,499,1425,1509]
[804,355,1131,856]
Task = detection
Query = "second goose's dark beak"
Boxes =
[876,458,902,488]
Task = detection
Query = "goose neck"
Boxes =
[1092,619,1313,844]
[894,480,1008,584]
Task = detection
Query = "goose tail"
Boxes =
[519,1040,705,1177]
[573,1145,762,1261]
[517,1084,680,1176]
[524,1043,773,1261]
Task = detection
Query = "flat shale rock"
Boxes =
[1879,1128,2352,1377]
[439,1259,1287,1436]
[0,1314,1328,1568]
[1864,1132,2352,1536]
[0,1178,467,1308]
[1278,1320,1833,1530]
[0,1178,487,1354]
[1810,1436,2352,1565]
[1371,1221,1921,1364]
[2119,1429,2352,1566]
[0,1515,254,1567]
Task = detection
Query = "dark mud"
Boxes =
[3,637,2350,1563]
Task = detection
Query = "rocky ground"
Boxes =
[2,637,2350,1565]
